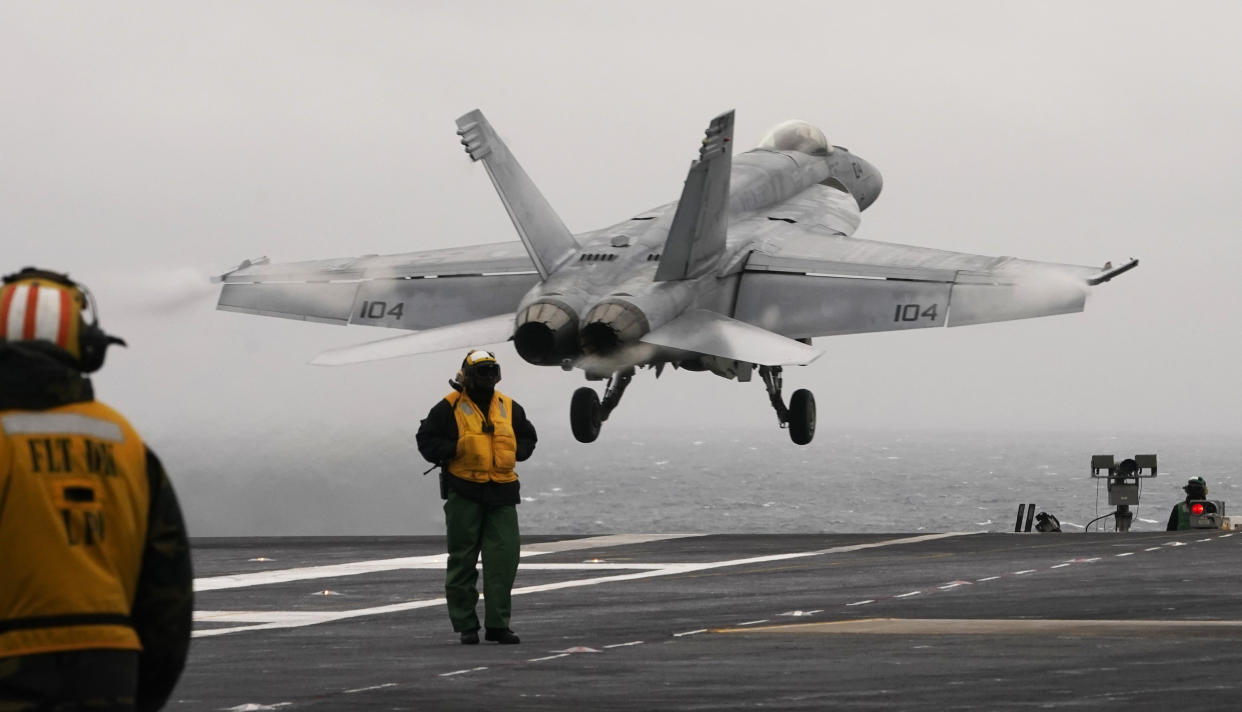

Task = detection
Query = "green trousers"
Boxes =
[443,491,520,632]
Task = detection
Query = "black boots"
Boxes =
[484,628,520,644]
[459,627,519,644]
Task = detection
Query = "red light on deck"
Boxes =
[1191,503,1205,515]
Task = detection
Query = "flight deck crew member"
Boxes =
[0,267,193,711]
[1166,477,1209,531]
[416,350,536,645]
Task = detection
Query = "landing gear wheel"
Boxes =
[570,387,602,443]
[788,389,816,445]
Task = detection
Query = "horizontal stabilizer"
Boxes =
[310,314,513,366]
[456,110,578,279]
[640,309,821,366]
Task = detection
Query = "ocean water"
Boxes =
[513,427,1238,535]
[173,426,1236,537]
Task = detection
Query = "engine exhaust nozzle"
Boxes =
[513,299,580,366]
[580,300,650,357]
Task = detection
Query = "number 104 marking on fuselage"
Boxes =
[894,304,939,322]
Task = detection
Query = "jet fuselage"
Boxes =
[512,145,882,375]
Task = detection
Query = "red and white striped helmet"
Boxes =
[0,271,86,360]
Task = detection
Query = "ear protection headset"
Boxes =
[1,267,126,373]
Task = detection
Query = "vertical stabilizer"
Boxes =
[654,110,734,282]
[456,110,578,280]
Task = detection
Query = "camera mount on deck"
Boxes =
[1090,454,1157,532]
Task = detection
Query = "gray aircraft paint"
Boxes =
[215,108,1135,443]
[218,111,1125,376]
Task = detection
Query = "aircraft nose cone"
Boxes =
[580,300,649,356]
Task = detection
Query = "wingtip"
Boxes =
[1086,257,1139,286]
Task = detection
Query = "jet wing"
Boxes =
[641,309,822,366]
[734,232,1128,338]
[215,242,539,331]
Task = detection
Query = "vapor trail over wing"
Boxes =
[309,314,514,366]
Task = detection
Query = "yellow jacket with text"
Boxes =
[0,400,149,655]
[0,341,192,711]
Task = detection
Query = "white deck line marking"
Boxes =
[1145,547,1162,551]
[1014,570,1036,575]
[1219,534,1234,538]
[1050,564,1070,568]
[528,654,570,662]
[344,683,398,694]
[196,610,361,624]
[847,600,874,606]
[976,576,1000,582]
[195,554,447,591]
[1198,539,1213,543]
[194,533,974,637]
[673,629,707,637]
[439,667,488,677]
[736,620,769,626]
[604,641,644,648]
[896,591,921,598]
[519,533,704,554]
[194,534,697,591]
[938,583,962,589]
[1115,552,1134,557]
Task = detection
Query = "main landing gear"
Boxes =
[569,365,815,446]
[570,367,634,443]
[760,365,815,445]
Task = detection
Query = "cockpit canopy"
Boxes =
[757,120,832,156]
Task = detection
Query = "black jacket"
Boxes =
[416,384,537,506]
[0,342,193,712]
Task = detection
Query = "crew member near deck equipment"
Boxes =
[0,267,192,711]
[417,350,537,645]
[1166,477,1209,531]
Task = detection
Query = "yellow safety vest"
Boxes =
[444,390,518,484]
[0,401,149,657]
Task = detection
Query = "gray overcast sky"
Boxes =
[2,1,1239,531]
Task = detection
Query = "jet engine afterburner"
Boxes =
[579,300,650,357]
[513,299,580,366]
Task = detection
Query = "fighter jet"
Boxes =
[216,109,1136,445]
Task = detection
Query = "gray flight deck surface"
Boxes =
[178,532,1242,710]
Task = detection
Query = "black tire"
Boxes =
[788,389,816,445]
[570,387,602,443]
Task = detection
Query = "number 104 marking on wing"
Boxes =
[894,304,938,322]
[359,300,405,320]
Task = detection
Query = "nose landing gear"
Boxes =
[570,368,634,443]
[760,365,815,445]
